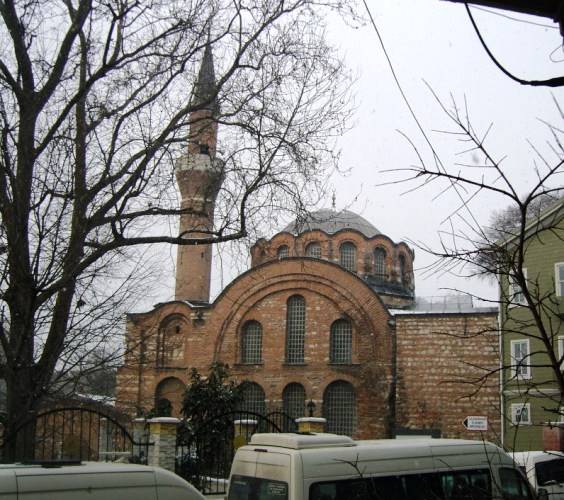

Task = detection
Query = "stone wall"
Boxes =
[395,312,500,443]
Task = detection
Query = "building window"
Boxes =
[323,381,356,436]
[510,339,531,379]
[556,263,564,297]
[398,254,407,284]
[509,268,527,306]
[283,383,305,420]
[330,319,352,364]
[510,403,531,425]
[305,242,322,259]
[156,316,185,367]
[339,242,357,272]
[558,336,564,371]
[277,245,289,258]
[374,247,386,279]
[285,295,306,364]
[238,381,266,415]
[241,321,262,364]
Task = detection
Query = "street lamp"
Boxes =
[306,399,316,417]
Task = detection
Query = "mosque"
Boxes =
[116,45,500,441]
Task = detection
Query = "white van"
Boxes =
[0,461,205,499]
[512,451,564,500]
[227,433,535,500]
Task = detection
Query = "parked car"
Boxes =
[513,451,564,500]
[0,460,205,499]
[227,433,536,500]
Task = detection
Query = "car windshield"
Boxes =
[535,457,564,486]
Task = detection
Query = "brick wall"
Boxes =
[395,312,501,442]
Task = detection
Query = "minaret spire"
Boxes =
[174,42,224,302]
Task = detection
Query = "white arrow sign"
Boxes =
[463,416,488,431]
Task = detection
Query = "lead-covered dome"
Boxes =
[282,209,381,238]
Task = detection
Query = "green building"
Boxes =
[501,197,564,451]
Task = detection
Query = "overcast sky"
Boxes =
[314,0,563,303]
[157,1,563,309]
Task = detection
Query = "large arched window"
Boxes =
[285,295,306,364]
[323,381,356,436]
[283,383,306,420]
[330,319,352,364]
[277,245,289,258]
[241,321,262,364]
[156,316,185,367]
[238,381,266,415]
[339,242,357,272]
[305,242,321,259]
[374,247,387,279]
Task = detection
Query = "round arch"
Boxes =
[155,376,186,417]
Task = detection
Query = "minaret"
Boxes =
[175,43,224,302]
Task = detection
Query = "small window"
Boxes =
[305,242,322,259]
[330,319,352,364]
[339,242,356,272]
[241,321,262,364]
[511,403,531,425]
[509,269,527,306]
[374,247,386,279]
[510,339,531,379]
[277,245,289,258]
[556,263,564,297]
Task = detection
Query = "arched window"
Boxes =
[330,319,352,364]
[339,242,357,272]
[305,242,321,259]
[283,383,306,420]
[323,381,356,436]
[238,381,266,415]
[155,377,186,417]
[241,321,262,364]
[399,254,407,284]
[277,245,289,258]
[374,247,387,279]
[285,295,306,364]
[156,316,185,367]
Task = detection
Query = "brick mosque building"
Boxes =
[116,46,500,441]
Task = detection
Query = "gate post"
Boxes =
[147,417,179,472]
[296,417,326,433]
[233,419,257,450]
[132,418,147,463]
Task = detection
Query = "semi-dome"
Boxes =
[282,209,381,238]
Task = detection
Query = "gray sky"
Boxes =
[319,1,563,303]
[157,1,563,309]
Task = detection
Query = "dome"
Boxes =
[281,209,381,238]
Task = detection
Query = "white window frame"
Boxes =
[556,262,564,298]
[508,268,527,307]
[559,336,564,371]
[510,339,531,379]
[510,403,531,425]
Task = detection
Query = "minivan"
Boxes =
[227,433,536,500]
[513,451,564,500]
[0,461,205,499]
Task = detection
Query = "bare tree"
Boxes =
[0,0,356,459]
[387,91,563,449]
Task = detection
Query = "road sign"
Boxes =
[463,416,488,431]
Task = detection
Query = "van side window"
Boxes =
[499,468,534,500]
[229,475,288,500]
[310,469,491,500]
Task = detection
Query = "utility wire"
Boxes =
[361,0,483,230]
[464,2,564,87]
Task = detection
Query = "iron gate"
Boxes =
[1,406,151,463]
[176,410,297,495]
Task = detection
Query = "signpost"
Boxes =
[463,416,488,431]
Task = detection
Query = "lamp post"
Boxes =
[307,399,316,417]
